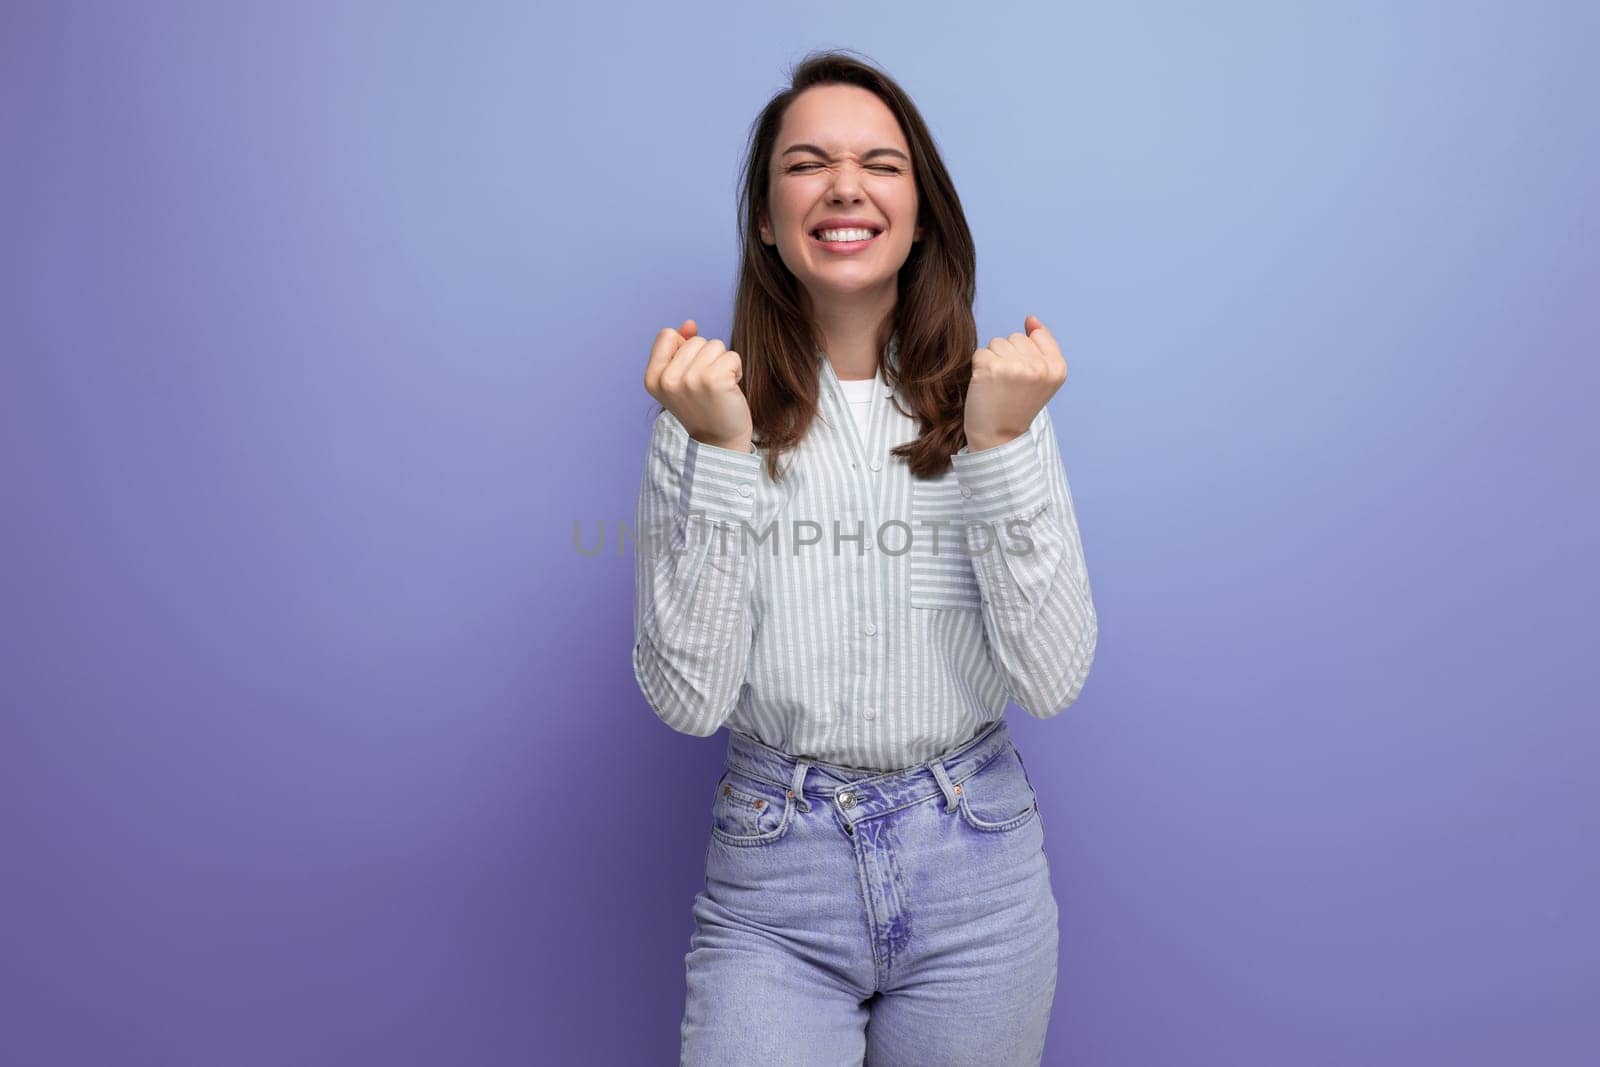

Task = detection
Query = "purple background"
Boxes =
[4,2,1597,1064]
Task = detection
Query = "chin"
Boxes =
[802,273,898,297]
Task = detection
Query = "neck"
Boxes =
[807,283,896,381]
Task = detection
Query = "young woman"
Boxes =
[633,50,1098,1065]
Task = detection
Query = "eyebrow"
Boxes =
[780,144,910,163]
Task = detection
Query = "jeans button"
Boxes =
[838,791,857,809]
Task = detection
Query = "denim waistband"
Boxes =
[724,717,1015,822]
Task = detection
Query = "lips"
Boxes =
[809,216,885,238]
[810,226,882,254]
[810,225,883,238]
[811,233,878,254]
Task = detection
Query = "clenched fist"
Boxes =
[643,319,754,454]
[963,315,1069,452]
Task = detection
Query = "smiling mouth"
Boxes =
[810,228,882,252]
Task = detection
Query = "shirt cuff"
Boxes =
[948,428,1050,524]
[681,436,764,525]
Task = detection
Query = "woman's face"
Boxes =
[760,84,922,304]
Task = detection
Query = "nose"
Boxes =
[827,163,865,203]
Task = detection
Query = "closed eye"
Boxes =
[788,163,902,174]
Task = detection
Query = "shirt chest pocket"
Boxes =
[908,474,982,611]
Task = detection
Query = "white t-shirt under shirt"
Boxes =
[835,367,879,443]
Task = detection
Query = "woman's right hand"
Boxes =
[643,319,754,453]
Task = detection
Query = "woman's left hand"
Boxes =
[962,315,1069,452]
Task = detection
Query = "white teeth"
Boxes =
[816,227,878,242]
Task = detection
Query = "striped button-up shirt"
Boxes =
[632,335,1098,771]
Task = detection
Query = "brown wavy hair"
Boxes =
[718,49,980,483]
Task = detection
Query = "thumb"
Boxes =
[680,318,699,339]
[1024,314,1044,335]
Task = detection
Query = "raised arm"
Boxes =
[951,404,1098,716]
[631,407,764,736]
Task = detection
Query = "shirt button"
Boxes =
[869,459,882,471]
[863,708,877,721]
[959,485,973,498]
[863,622,877,636]
[736,484,753,497]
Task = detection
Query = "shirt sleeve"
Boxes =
[949,405,1099,718]
[631,408,765,737]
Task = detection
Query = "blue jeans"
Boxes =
[680,716,1060,1065]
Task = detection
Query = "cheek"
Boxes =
[774,180,813,210]
[770,200,806,241]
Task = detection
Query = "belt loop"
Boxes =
[927,758,960,813]
[789,759,813,813]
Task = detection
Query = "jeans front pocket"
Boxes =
[709,768,795,847]
[909,473,982,611]
[955,747,1041,833]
